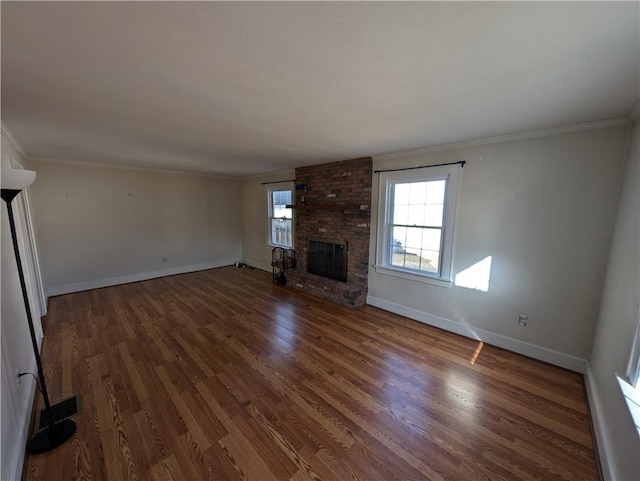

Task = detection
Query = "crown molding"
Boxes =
[27,156,239,181]
[374,117,631,162]
[242,168,296,182]
[629,101,640,122]
[1,121,26,156]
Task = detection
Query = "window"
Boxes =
[626,310,640,388]
[375,164,460,286]
[267,183,294,248]
[617,308,640,436]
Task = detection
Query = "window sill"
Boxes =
[373,265,452,288]
[268,244,294,250]
[616,375,640,438]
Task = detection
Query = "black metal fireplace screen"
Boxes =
[308,238,348,282]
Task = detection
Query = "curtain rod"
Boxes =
[374,160,466,174]
[261,179,295,185]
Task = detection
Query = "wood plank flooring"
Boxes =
[23,266,599,480]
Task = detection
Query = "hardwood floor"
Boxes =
[24,266,599,480]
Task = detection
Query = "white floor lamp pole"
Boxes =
[1,168,76,453]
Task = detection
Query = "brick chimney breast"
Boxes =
[287,157,372,308]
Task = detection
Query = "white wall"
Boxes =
[1,132,42,481]
[28,159,243,295]
[587,119,639,481]
[368,125,630,371]
[241,169,295,272]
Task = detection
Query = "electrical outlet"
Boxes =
[518,314,528,327]
[15,369,21,386]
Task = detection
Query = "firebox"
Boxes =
[308,238,348,282]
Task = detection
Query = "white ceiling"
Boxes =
[2,2,638,177]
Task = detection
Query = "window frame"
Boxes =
[375,164,460,287]
[616,307,640,437]
[624,308,640,388]
[266,182,294,249]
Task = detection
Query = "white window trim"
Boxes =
[374,164,460,288]
[625,308,640,388]
[616,307,640,437]
[266,181,295,249]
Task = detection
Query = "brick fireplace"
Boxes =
[287,157,372,308]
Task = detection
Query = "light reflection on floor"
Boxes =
[273,303,296,350]
[380,340,485,420]
[381,348,432,410]
[444,372,479,415]
[441,341,484,416]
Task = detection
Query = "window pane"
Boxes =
[272,190,292,219]
[392,227,407,251]
[273,205,291,218]
[271,218,292,247]
[403,253,421,270]
[272,190,292,206]
[394,180,446,228]
[394,205,409,225]
[407,204,425,226]
[409,182,427,205]
[421,228,441,251]
[391,227,407,267]
[391,252,406,268]
[424,204,443,226]
[426,180,446,204]
[391,227,441,273]
[395,183,410,204]
[419,250,440,274]
[405,227,423,250]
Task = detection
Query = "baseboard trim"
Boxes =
[366,295,587,373]
[47,260,236,296]
[242,258,272,273]
[7,358,38,481]
[583,365,617,481]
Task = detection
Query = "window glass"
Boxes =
[267,185,294,248]
[390,180,446,274]
[376,165,460,286]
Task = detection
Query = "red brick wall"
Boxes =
[287,157,372,308]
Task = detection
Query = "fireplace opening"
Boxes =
[308,238,348,282]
